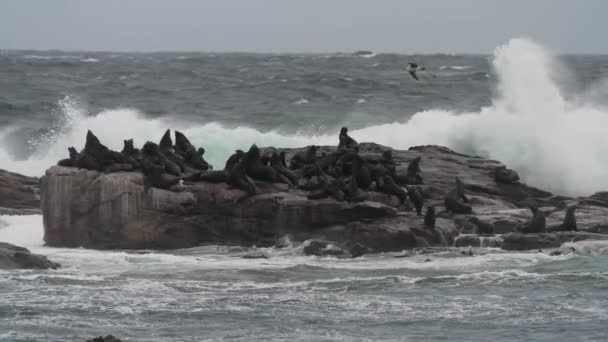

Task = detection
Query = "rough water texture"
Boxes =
[1,38,608,341]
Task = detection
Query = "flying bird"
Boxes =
[407,62,425,81]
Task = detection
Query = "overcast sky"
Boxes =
[1,0,606,53]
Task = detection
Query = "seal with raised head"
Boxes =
[444,177,472,214]
[140,141,180,190]
[141,141,181,176]
[338,127,358,151]
[244,144,279,182]
[424,206,436,227]
[405,156,424,184]
[120,139,142,169]
[513,206,546,234]
[158,129,187,172]
[270,152,299,186]
[550,206,577,232]
[174,131,210,170]
[406,185,424,216]
[227,158,256,195]
[58,147,80,167]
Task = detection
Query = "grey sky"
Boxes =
[1,0,606,53]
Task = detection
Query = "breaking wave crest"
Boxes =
[1,38,607,195]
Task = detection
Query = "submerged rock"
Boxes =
[454,234,481,247]
[502,232,608,251]
[0,242,60,269]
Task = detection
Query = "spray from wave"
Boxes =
[1,38,607,196]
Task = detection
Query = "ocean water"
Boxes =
[1,38,608,341]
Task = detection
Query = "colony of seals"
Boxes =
[55,127,577,235]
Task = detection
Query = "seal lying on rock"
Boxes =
[382,175,408,203]
[513,206,546,234]
[72,131,129,171]
[466,217,494,235]
[444,177,472,214]
[549,206,577,232]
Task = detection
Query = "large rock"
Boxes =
[41,166,398,250]
[0,169,40,213]
[40,144,608,252]
[0,242,60,269]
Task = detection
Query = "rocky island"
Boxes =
[35,128,608,256]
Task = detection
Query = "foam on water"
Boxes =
[1,38,608,196]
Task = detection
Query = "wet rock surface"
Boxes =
[39,130,608,253]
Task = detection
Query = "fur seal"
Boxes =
[174,131,210,170]
[198,170,228,183]
[344,176,368,202]
[550,207,577,232]
[58,146,80,167]
[444,177,472,214]
[406,185,424,216]
[290,145,317,169]
[141,141,181,176]
[513,206,546,234]
[338,127,358,151]
[200,150,245,183]
[72,130,129,171]
[140,142,180,190]
[227,158,256,195]
[424,206,436,227]
[405,156,424,184]
[351,155,373,189]
[270,152,299,185]
[158,129,186,172]
[244,144,279,182]
[279,151,288,168]
[380,150,396,177]
[225,150,245,170]
[382,175,408,203]
[120,139,142,169]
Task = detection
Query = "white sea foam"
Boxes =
[1,39,608,195]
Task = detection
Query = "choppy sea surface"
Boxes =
[2,215,608,341]
[2,38,608,340]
